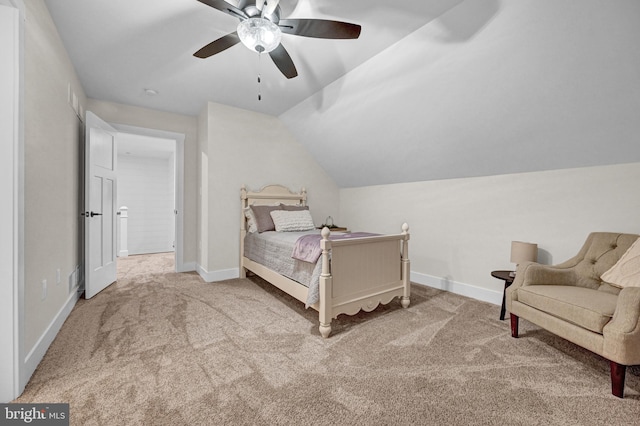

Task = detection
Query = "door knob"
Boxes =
[90,211,102,217]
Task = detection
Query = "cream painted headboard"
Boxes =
[240,184,307,210]
[239,184,307,270]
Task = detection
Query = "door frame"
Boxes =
[0,0,24,402]
[111,124,186,272]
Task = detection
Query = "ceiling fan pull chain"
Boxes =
[257,52,262,101]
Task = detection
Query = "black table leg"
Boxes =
[491,271,514,321]
[500,282,507,320]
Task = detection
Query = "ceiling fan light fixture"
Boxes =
[237,17,281,53]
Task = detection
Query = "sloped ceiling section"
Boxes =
[43,0,465,117]
[280,0,640,187]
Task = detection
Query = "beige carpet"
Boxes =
[15,253,640,425]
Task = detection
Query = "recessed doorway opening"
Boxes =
[112,124,186,274]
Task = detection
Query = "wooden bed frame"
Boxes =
[240,185,410,338]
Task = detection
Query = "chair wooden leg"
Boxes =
[510,313,519,338]
[610,361,626,398]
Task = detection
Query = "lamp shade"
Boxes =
[237,18,282,53]
[510,241,538,264]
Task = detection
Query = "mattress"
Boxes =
[243,230,323,306]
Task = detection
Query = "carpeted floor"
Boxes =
[15,253,640,425]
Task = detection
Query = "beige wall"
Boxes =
[23,0,86,352]
[85,99,198,268]
[198,102,340,277]
[340,162,640,303]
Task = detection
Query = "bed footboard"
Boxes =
[318,224,410,338]
[240,185,410,339]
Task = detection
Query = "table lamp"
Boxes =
[510,241,538,277]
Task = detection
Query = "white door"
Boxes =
[84,112,118,298]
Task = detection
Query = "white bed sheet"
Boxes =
[244,230,323,306]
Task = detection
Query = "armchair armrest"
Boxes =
[603,287,640,365]
[505,262,576,312]
[510,261,575,289]
[519,263,576,286]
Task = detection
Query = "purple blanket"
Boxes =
[292,232,379,263]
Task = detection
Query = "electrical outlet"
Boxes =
[41,279,47,301]
[56,268,61,285]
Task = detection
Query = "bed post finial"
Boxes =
[301,187,307,206]
[321,226,330,240]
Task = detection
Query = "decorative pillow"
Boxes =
[270,210,316,232]
[243,207,257,233]
[250,205,283,233]
[601,237,640,288]
[280,203,309,211]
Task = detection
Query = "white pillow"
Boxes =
[601,237,640,288]
[243,207,257,233]
[270,210,316,232]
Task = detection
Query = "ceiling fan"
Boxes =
[193,0,362,79]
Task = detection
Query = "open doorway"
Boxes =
[117,133,176,263]
[111,124,186,274]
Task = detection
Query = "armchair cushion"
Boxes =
[518,285,618,333]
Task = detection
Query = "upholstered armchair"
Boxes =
[506,232,640,398]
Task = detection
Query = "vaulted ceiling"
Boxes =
[45,0,640,187]
[44,0,465,117]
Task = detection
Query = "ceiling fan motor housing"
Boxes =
[238,0,281,23]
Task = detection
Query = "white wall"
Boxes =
[340,162,640,304]
[117,154,175,255]
[22,0,86,391]
[197,102,341,280]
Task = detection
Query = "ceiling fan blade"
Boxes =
[279,19,361,39]
[196,0,248,20]
[269,44,298,79]
[193,32,241,58]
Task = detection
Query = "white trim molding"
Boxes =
[411,271,502,306]
[111,123,187,274]
[23,292,80,384]
[0,0,24,403]
[197,265,239,283]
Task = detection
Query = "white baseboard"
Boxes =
[193,266,502,304]
[196,265,239,283]
[194,266,502,305]
[411,271,502,306]
[22,289,80,388]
